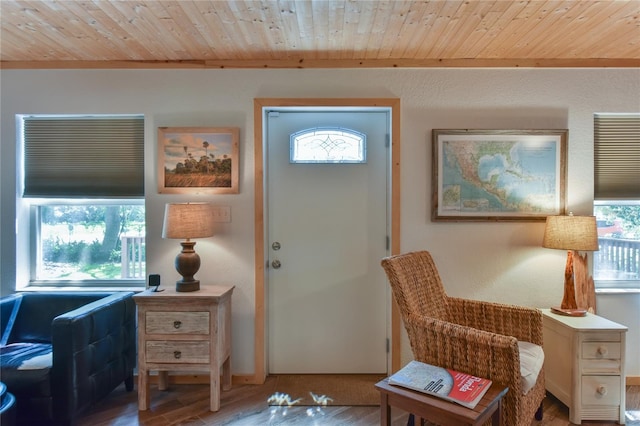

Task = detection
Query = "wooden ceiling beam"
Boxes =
[3,57,639,70]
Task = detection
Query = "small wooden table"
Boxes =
[375,378,508,426]
[541,309,627,424]
[134,285,234,412]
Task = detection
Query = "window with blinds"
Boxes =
[593,113,639,288]
[594,113,640,200]
[23,116,144,197]
[20,115,146,286]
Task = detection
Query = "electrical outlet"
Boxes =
[211,206,231,222]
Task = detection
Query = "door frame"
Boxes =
[252,98,401,384]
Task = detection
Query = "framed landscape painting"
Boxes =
[432,129,567,221]
[158,127,239,194]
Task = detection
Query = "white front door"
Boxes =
[266,109,389,373]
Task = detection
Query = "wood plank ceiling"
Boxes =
[1,0,639,69]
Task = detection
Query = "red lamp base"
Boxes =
[551,250,586,316]
[551,306,587,317]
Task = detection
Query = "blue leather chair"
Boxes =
[0,292,136,425]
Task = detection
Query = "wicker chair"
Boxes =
[381,251,545,426]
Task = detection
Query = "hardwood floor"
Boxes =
[76,379,639,426]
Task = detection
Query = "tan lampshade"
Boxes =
[162,202,214,240]
[542,214,599,251]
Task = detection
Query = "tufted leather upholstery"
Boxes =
[0,292,136,426]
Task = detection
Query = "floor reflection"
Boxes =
[267,391,334,407]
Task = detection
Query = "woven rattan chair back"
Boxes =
[381,250,546,426]
[381,251,450,322]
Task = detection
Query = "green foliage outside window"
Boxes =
[38,204,145,281]
[595,205,640,239]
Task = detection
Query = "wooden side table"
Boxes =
[375,378,508,426]
[541,308,627,424]
[134,285,234,412]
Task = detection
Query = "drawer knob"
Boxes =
[173,321,182,329]
[174,351,182,359]
[597,346,608,356]
[597,385,608,396]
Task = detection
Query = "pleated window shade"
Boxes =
[594,113,640,199]
[23,116,144,197]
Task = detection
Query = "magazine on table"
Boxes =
[388,360,492,409]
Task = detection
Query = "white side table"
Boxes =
[541,308,627,424]
[134,285,234,412]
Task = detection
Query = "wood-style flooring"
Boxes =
[76,378,639,426]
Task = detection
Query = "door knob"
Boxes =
[271,260,281,269]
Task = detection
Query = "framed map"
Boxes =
[432,129,567,221]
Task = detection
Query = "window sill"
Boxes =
[595,288,640,295]
[17,285,146,293]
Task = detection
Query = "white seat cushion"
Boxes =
[518,341,544,394]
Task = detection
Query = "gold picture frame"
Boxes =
[432,129,567,221]
[158,127,239,194]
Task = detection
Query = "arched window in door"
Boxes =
[290,127,366,164]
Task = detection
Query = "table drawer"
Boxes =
[146,311,210,334]
[146,341,210,363]
[581,376,621,406]
[582,342,621,359]
[582,359,622,375]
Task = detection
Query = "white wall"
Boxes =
[1,68,638,376]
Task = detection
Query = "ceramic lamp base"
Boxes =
[176,280,200,292]
[174,240,201,292]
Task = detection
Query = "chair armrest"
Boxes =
[403,313,523,393]
[0,294,22,345]
[447,297,543,345]
[50,292,136,424]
